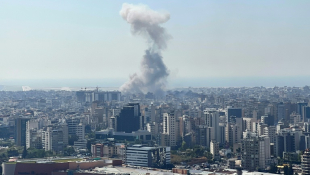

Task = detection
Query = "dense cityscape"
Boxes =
[1,0,310,175]
[0,86,310,175]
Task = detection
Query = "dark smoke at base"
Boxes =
[120,49,169,95]
[119,3,171,95]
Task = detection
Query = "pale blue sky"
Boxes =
[0,1,310,84]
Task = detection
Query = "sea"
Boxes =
[0,77,310,91]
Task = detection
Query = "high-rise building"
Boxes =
[256,123,268,136]
[263,126,276,144]
[259,135,271,169]
[305,123,310,133]
[15,118,30,147]
[51,129,64,153]
[61,123,68,146]
[145,107,151,123]
[76,91,86,103]
[42,127,52,151]
[116,103,141,133]
[76,91,121,103]
[290,112,302,124]
[303,106,310,122]
[275,129,298,158]
[74,123,87,149]
[179,115,191,138]
[302,149,310,175]
[26,119,40,149]
[145,104,156,123]
[195,125,211,147]
[219,123,226,145]
[66,118,80,135]
[150,104,156,123]
[243,118,256,132]
[225,122,242,147]
[261,115,275,126]
[227,108,242,122]
[94,107,105,123]
[26,129,42,149]
[298,102,308,115]
[41,125,68,153]
[146,122,158,137]
[76,123,85,140]
[204,108,220,143]
[277,103,285,122]
[241,131,271,171]
[241,134,259,171]
[163,111,177,147]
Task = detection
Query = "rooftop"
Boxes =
[5,157,93,164]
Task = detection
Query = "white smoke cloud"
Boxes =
[120,3,170,50]
[119,3,171,95]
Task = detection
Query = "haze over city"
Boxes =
[1,1,310,89]
[3,1,310,175]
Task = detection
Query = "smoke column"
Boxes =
[119,3,171,95]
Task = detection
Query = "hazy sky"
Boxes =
[1,1,310,82]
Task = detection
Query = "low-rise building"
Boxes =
[125,145,171,168]
[91,143,125,159]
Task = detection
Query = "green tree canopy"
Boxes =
[64,147,76,156]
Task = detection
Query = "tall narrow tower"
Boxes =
[163,111,177,147]
[204,108,220,143]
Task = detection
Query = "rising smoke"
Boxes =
[119,3,171,95]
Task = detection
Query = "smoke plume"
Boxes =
[119,3,171,95]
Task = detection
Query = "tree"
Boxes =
[7,148,19,157]
[69,135,79,145]
[0,153,7,162]
[22,146,28,158]
[205,151,213,162]
[25,148,46,158]
[0,152,7,175]
[85,124,92,134]
[45,151,53,157]
[269,164,278,174]
[87,138,96,151]
[86,132,95,139]
[64,147,76,156]
[180,141,188,151]
[278,157,284,165]
[192,146,205,157]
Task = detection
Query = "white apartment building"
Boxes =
[42,127,52,151]
[163,112,177,147]
[204,108,220,143]
[210,140,220,160]
[263,126,276,143]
